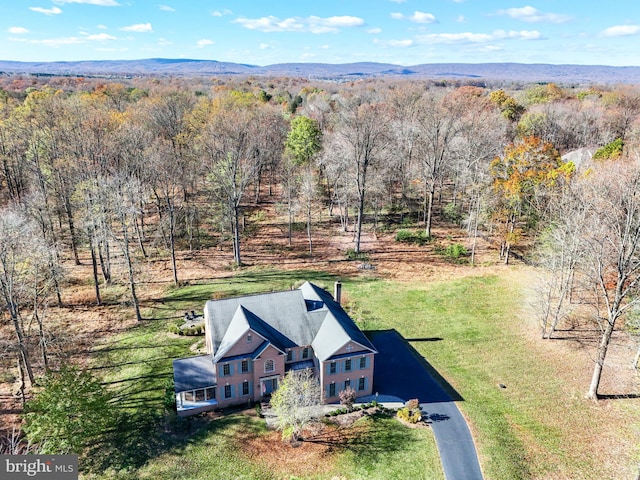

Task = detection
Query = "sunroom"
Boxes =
[173,355,218,416]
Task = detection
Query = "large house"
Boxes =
[173,281,377,416]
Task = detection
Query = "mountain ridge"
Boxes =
[1,58,639,84]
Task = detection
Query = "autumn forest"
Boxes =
[1,73,640,468]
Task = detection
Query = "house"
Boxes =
[172,281,377,416]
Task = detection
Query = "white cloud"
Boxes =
[159,5,174,12]
[389,0,406,3]
[456,15,465,23]
[259,43,270,50]
[8,27,29,34]
[391,11,437,24]
[211,9,232,17]
[53,0,120,5]
[497,6,572,24]
[120,23,153,32]
[196,39,214,47]
[10,32,116,47]
[97,24,107,29]
[415,29,541,44]
[600,25,640,37]
[494,29,542,40]
[158,38,172,46]
[84,32,116,40]
[368,27,382,34]
[29,6,62,15]
[389,39,414,47]
[234,15,364,33]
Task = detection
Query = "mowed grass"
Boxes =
[88,268,637,479]
[344,274,637,480]
[86,269,443,479]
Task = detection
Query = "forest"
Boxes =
[1,73,640,470]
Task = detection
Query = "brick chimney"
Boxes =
[334,281,342,305]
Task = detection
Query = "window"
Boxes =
[195,389,205,402]
[360,356,367,369]
[184,391,194,402]
[247,333,252,343]
[265,359,274,373]
[329,362,336,374]
[302,347,309,359]
[222,363,230,376]
[344,379,351,390]
[345,358,352,372]
[224,385,232,399]
[206,387,216,400]
[358,377,365,391]
[286,350,293,362]
[329,382,336,397]
[241,359,249,373]
[242,380,249,396]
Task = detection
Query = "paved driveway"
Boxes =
[368,329,484,480]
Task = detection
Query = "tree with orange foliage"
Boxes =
[490,136,568,264]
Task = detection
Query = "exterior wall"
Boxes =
[322,353,374,402]
[252,344,286,402]
[222,330,266,358]
[215,356,255,409]
[284,345,314,364]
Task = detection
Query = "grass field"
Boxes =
[83,268,639,479]
[345,274,639,479]
[85,269,443,479]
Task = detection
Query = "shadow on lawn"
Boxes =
[303,413,413,460]
[83,409,253,474]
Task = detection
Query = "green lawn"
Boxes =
[344,275,624,480]
[84,269,443,479]
[84,269,635,479]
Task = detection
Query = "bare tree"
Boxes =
[202,103,263,265]
[415,90,464,238]
[331,96,390,253]
[0,207,56,386]
[577,159,640,399]
[270,369,322,442]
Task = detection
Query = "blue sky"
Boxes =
[2,1,640,66]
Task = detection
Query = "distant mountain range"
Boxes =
[1,58,639,84]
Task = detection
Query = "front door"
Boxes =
[261,377,278,396]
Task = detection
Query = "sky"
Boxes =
[2,0,640,66]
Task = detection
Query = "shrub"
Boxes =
[345,249,369,261]
[593,138,624,161]
[339,387,356,412]
[395,229,414,243]
[394,229,431,246]
[446,243,467,258]
[443,202,462,223]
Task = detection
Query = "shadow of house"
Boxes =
[366,329,463,404]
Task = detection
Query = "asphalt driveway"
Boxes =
[368,329,484,480]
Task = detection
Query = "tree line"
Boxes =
[1,77,640,401]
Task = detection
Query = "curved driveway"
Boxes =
[368,330,483,480]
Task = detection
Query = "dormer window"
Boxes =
[302,347,309,359]
[286,350,293,362]
[247,333,252,343]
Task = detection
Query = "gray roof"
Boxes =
[173,355,216,392]
[204,282,377,362]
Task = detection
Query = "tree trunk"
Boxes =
[355,190,366,254]
[425,181,435,239]
[168,199,178,287]
[121,216,142,322]
[586,317,615,399]
[88,227,101,306]
[233,205,242,265]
